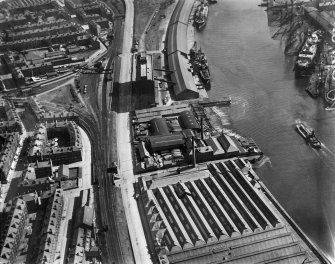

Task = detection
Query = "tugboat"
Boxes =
[194,0,209,30]
[296,123,321,148]
[294,30,322,78]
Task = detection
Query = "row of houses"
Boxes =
[0,31,87,52]
[5,22,79,42]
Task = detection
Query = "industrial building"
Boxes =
[133,104,262,172]
[166,0,199,100]
[136,159,326,264]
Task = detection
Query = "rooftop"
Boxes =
[138,158,325,264]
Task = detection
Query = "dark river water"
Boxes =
[195,0,335,260]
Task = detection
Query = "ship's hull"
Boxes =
[296,124,321,148]
[195,19,206,30]
[294,58,316,77]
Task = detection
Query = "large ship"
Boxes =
[295,123,321,148]
[196,48,211,83]
[294,30,322,77]
[194,0,209,30]
[190,44,211,84]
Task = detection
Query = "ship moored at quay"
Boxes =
[194,0,209,30]
[190,41,211,85]
[294,30,323,78]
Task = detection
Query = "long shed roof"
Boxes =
[168,51,199,100]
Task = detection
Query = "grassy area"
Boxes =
[37,84,74,107]
[134,0,161,40]
[145,28,165,51]
[134,0,175,51]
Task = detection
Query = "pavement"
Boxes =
[68,127,92,190]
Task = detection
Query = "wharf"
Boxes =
[198,97,232,107]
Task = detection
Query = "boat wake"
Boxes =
[205,106,231,130]
[311,145,335,172]
[320,143,335,157]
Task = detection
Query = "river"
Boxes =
[195,0,335,260]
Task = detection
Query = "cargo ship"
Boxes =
[194,0,209,30]
[294,30,322,78]
[296,123,321,148]
[190,43,211,84]
[196,48,211,83]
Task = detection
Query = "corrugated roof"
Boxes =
[179,110,200,130]
[150,118,170,136]
[167,22,188,55]
[149,134,184,151]
[205,137,225,155]
[168,51,199,100]
[217,134,239,153]
[140,159,324,264]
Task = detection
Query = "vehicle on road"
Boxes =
[83,85,87,94]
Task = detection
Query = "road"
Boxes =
[116,0,153,263]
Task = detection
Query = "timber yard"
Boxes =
[0,0,335,264]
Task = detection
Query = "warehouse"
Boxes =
[148,134,184,152]
[178,110,200,130]
[217,134,239,157]
[136,159,323,264]
[150,117,170,136]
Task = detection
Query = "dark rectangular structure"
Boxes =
[149,134,184,152]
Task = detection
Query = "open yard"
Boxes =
[134,0,165,40]
[37,84,75,109]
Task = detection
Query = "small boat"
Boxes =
[296,123,321,148]
[194,0,209,30]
